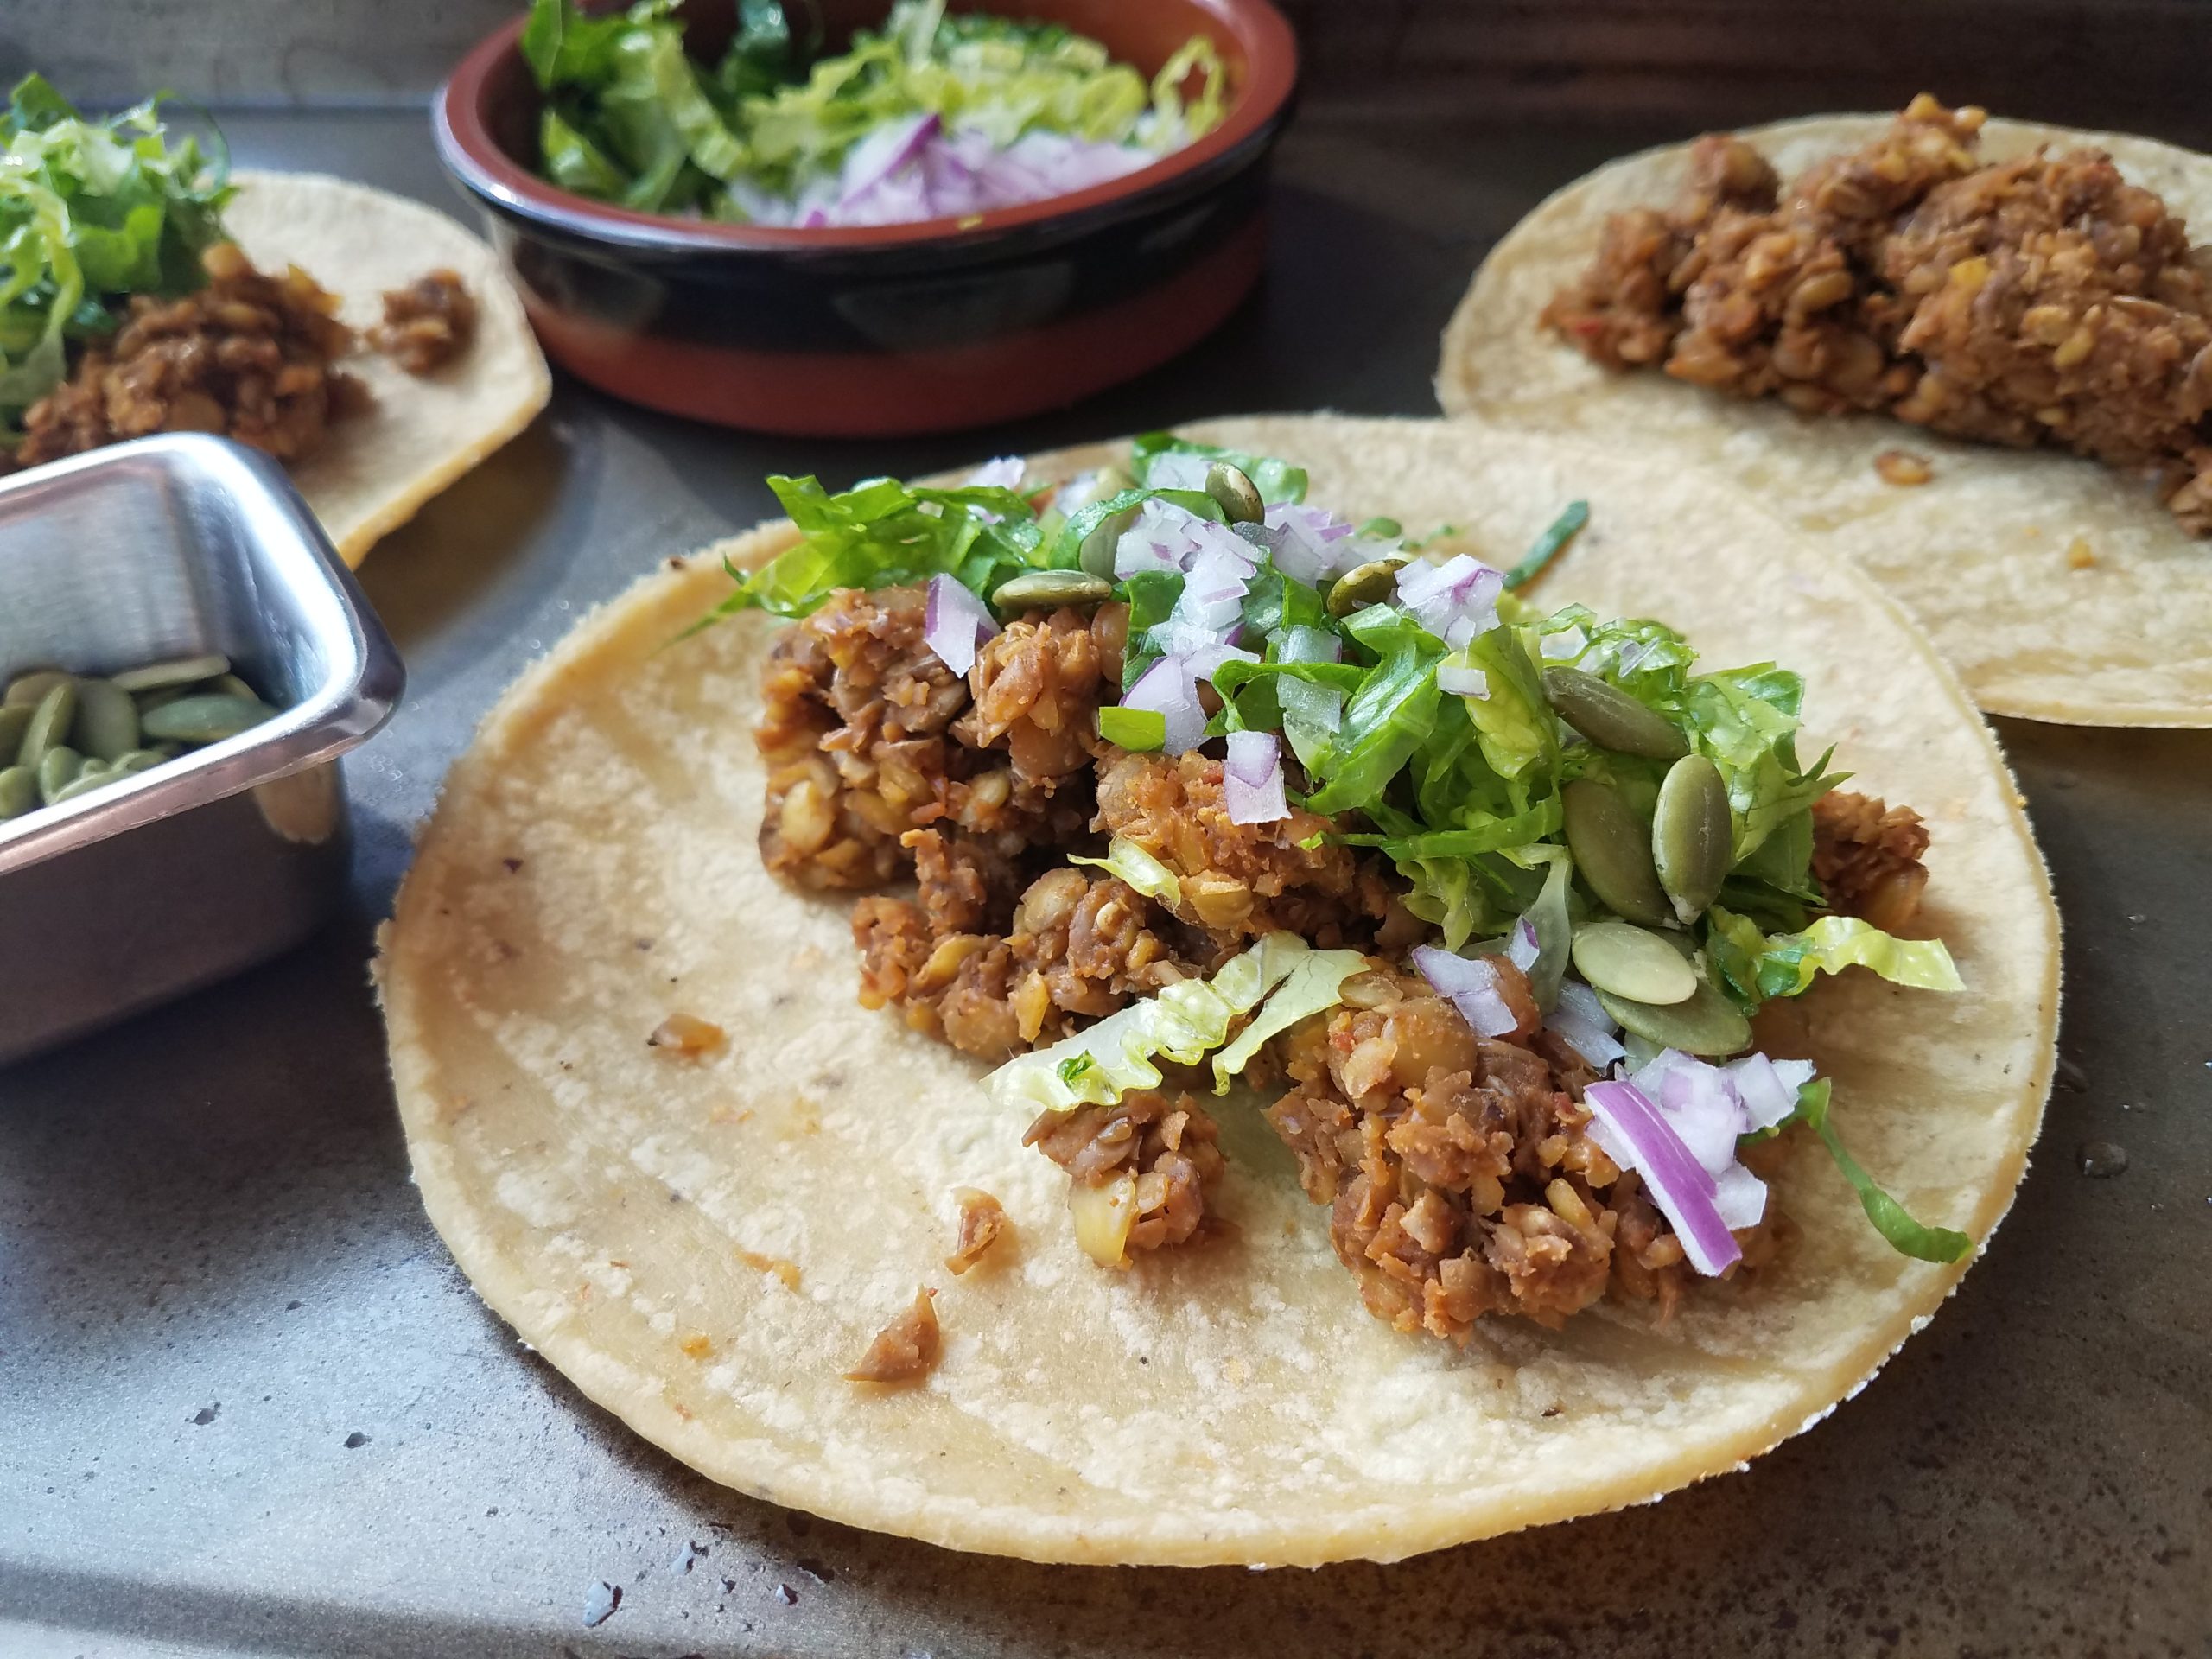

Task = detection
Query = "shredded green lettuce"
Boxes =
[1210,949,1369,1091]
[984,932,1315,1116]
[0,74,231,428]
[1762,1080,1973,1263]
[1070,836,1182,906]
[1708,906,1964,1011]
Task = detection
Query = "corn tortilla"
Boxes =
[225,171,550,567]
[1437,115,2212,728]
[377,415,2058,1567]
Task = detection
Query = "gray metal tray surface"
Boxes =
[1,109,2205,1659]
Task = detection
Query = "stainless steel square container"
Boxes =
[0,435,404,1066]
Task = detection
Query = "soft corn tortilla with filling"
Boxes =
[226,171,550,567]
[377,415,2058,1567]
[1438,115,2212,728]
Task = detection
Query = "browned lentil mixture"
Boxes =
[1542,93,2212,531]
[13,242,363,468]
[756,586,1929,1332]
[370,269,478,374]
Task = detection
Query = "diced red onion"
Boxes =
[1582,1080,1741,1277]
[1725,1052,1815,1133]
[1507,917,1541,973]
[1396,554,1503,647]
[966,455,1023,491]
[1659,1060,1751,1176]
[1411,945,1520,1038]
[1223,730,1287,824]
[924,574,997,677]
[1142,450,1216,491]
[1122,653,1207,754]
[1436,661,1490,698]
[836,112,942,211]
[770,119,1159,229]
[1711,1162,1770,1230]
[1545,979,1624,1067]
[1115,498,1238,579]
[1264,504,1360,585]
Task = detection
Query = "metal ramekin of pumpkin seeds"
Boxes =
[0,654,282,823]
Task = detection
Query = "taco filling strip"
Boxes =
[709,433,1970,1346]
[1541,92,2212,531]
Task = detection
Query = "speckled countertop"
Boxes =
[0,108,2205,1659]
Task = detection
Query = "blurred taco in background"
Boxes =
[1440,95,2212,728]
[1,73,548,563]
[379,415,2057,1567]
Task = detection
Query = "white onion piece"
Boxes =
[1581,1080,1740,1277]
[1726,1052,1814,1133]
[1223,730,1287,824]
[1143,451,1215,491]
[1410,945,1520,1038]
[1122,653,1207,754]
[924,574,998,676]
[1436,661,1490,698]
[1712,1162,1770,1230]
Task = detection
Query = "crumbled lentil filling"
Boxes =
[1542,93,2212,531]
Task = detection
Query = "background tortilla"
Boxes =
[1437,115,2212,728]
[226,170,550,567]
[377,415,2058,1567]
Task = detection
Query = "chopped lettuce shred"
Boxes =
[1709,908,1964,1011]
[985,932,1322,1116]
[1756,1080,1973,1263]
[521,0,1225,222]
[0,74,232,428]
[1070,836,1183,906]
[1208,948,1368,1091]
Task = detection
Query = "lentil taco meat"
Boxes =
[378,416,2056,1566]
[1441,104,2212,727]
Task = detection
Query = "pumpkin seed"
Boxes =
[1572,920,1698,1005]
[1355,517,1402,539]
[1653,753,1732,924]
[1596,978,1751,1058]
[140,691,275,745]
[5,669,70,707]
[1541,667,1688,759]
[1077,505,1141,579]
[72,677,141,762]
[0,704,30,760]
[1204,461,1265,525]
[49,765,117,805]
[37,744,83,804]
[1325,554,1412,617]
[990,569,1114,614]
[109,652,230,694]
[1561,778,1671,926]
[0,765,35,819]
[18,678,79,770]
[205,673,260,701]
[111,748,168,774]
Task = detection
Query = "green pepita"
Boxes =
[1204,461,1265,526]
[111,748,168,774]
[990,569,1114,614]
[0,703,31,760]
[18,678,79,770]
[140,692,275,745]
[109,653,230,694]
[1541,667,1689,760]
[72,677,141,762]
[1077,505,1141,579]
[1653,753,1732,925]
[0,765,35,819]
[4,669,70,708]
[37,744,83,804]
[1325,555,1411,618]
[1596,978,1752,1058]
[206,673,261,702]
[1572,920,1699,1006]
[1560,777,1671,927]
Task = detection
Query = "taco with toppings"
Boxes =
[0,74,548,563]
[378,415,2057,1566]
[1440,95,2212,728]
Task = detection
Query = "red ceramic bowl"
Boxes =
[434,0,1298,436]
